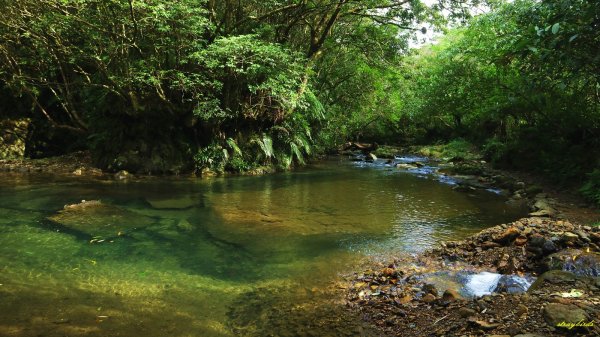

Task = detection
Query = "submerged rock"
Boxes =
[176,219,194,232]
[146,195,199,209]
[396,163,418,170]
[48,200,154,237]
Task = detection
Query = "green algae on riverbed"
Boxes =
[0,159,526,336]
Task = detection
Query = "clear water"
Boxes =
[0,158,525,336]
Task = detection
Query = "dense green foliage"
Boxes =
[1,0,460,173]
[0,0,598,203]
[399,0,600,202]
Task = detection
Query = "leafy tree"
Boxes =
[400,0,600,200]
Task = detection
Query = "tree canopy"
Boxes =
[0,0,598,202]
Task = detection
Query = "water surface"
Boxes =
[0,158,525,336]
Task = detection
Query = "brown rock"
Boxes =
[442,289,461,302]
[497,253,516,273]
[481,241,502,249]
[515,235,528,246]
[396,295,412,304]
[422,283,438,295]
[543,303,588,328]
[458,307,477,318]
[516,304,528,317]
[382,267,395,276]
[468,318,500,330]
[422,293,436,303]
[494,227,520,244]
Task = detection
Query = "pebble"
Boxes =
[458,307,477,318]
[422,293,436,303]
[468,318,500,330]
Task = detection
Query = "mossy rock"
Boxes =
[0,118,30,159]
[528,270,577,292]
[543,303,589,328]
[372,146,400,159]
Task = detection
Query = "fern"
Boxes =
[294,134,311,155]
[277,153,292,169]
[226,138,242,157]
[290,142,305,164]
[260,134,274,158]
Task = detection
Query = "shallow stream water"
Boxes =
[0,157,526,336]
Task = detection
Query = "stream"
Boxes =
[0,157,527,336]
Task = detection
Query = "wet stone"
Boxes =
[543,303,588,328]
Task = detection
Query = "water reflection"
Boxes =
[0,158,526,336]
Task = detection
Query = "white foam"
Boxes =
[465,272,502,297]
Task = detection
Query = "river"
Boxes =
[0,157,525,336]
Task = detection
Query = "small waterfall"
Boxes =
[463,272,535,297]
[464,272,502,297]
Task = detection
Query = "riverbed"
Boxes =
[0,157,526,336]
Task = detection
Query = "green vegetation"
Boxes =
[414,139,480,161]
[398,0,600,204]
[0,0,598,202]
[0,0,449,173]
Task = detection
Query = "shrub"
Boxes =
[581,169,600,206]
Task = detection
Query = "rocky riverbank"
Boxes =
[344,217,600,336]
[0,151,103,176]
[343,143,599,225]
